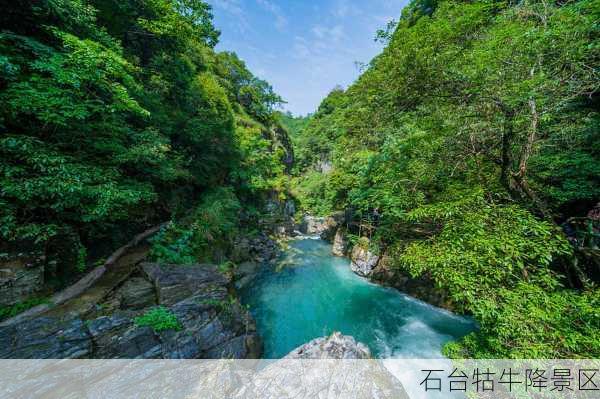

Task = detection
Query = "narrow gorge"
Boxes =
[1,0,598,378]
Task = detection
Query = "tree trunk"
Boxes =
[511,99,551,219]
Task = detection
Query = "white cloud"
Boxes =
[210,0,410,115]
[312,24,345,43]
[255,0,288,31]
[292,36,312,60]
[210,0,251,33]
[211,0,243,17]
[332,0,361,19]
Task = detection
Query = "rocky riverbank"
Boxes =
[0,262,262,359]
[0,194,298,359]
[0,332,409,399]
[309,212,456,311]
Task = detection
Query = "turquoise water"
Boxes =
[240,238,476,359]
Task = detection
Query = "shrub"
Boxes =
[134,306,182,332]
[149,187,241,264]
[0,297,49,322]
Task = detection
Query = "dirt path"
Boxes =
[43,243,151,319]
[0,224,165,327]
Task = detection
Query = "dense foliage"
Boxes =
[291,0,600,358]
[0,1,290,278]
[134,306,182,332]
[148,186,241,264]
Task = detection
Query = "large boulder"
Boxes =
[231,233,280,264]
[142,263,230,306]
[233,261,261,290]
[350,241,380,277]
[235,333,409,399]
[86,294,261,359]
[285,332,370,359]
[299,212,345,241]
[332,228,348,257]
[299,216,327,235]
[116,277,156,310]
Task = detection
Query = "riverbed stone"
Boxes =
[350,243,380,277]
[237,333,408,398]
[286,331,371,359]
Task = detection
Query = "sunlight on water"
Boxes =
[240,239,476,359]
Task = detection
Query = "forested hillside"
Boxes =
[0,1,291,287]
[291,0,600,358]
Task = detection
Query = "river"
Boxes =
[240,238,476,359]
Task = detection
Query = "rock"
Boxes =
[142,263,230,306]
[283,200,296,218]
[299,212,345,240]
[285,332,371,359]
[320,216,340,241]
[350,241,380,277]
[299,216,326,235]
[0,262,262,359]
[270,125,294,173]
[238,333,409,398]
[235,261,260,278]
[371,254,455,311]
[203,334,262,359]
[87,315,162,359]
[232,234,281,264]
[332,228,348,257]
[117,277,156,310]
[317,160,333,174]
[0,316,91,359]
[0,252,45,307]
[231,237,252,263]
[233,261,260,290]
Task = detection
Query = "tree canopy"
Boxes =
[290,0,600,358]
[0,0,289,277]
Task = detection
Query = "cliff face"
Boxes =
[271,124,295,173]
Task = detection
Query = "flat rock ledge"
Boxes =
[0,263,261,359]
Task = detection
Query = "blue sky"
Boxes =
[207,0,409,116]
